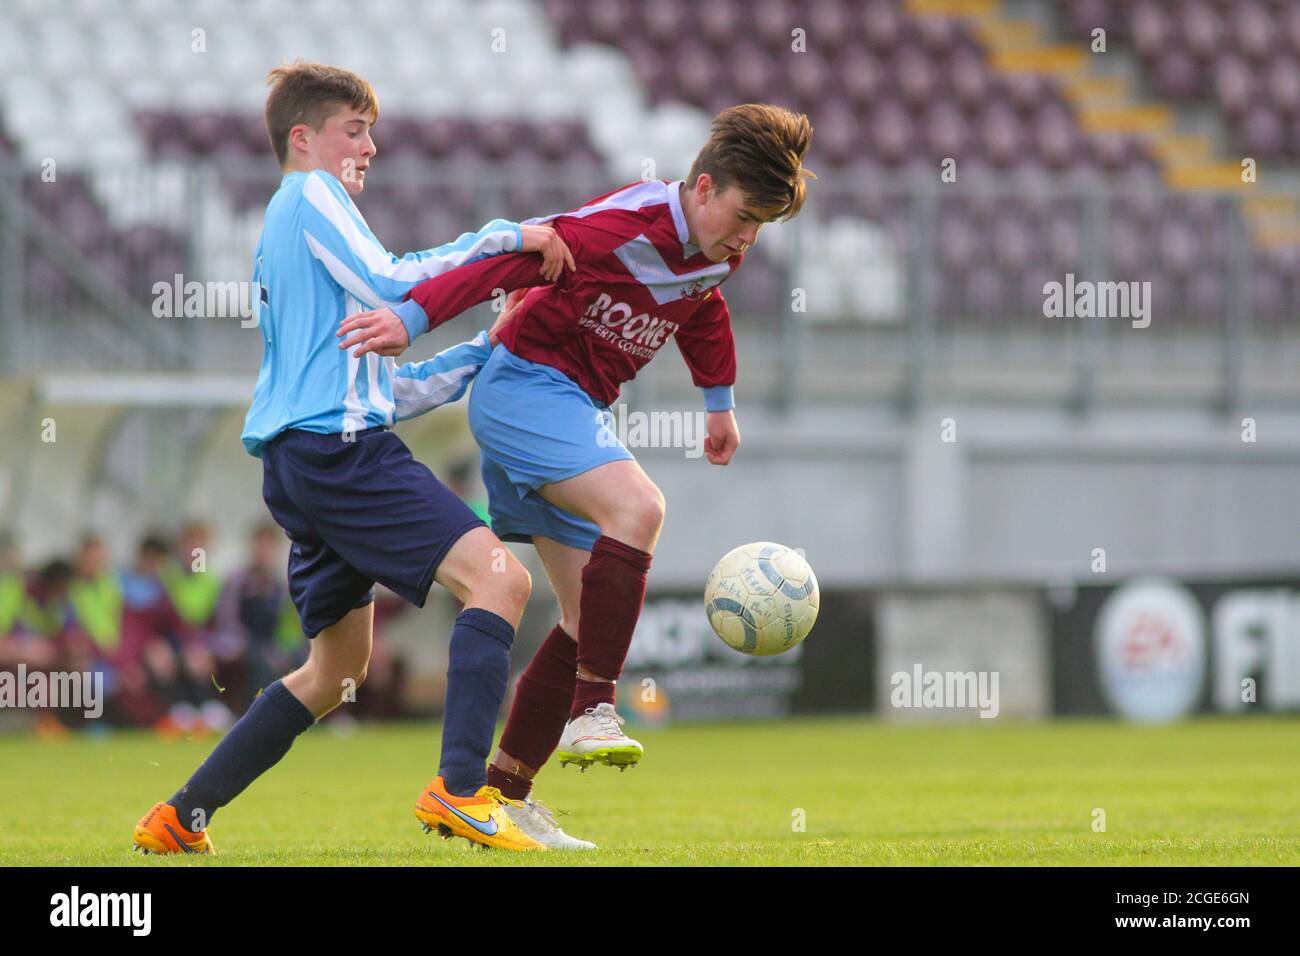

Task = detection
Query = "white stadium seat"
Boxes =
[0,0,711,304]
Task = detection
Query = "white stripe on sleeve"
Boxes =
[391,332,492,421]
[303,173,516,288]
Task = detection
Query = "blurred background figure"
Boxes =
[213,521,304,712]
[0,533,41,666]
[0,540,65,736]
[0,534,59,685]
[65,535,121,670]
[162,520,222,637]
[20,559,75,671]
[119,533,232,736]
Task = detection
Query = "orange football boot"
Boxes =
[414,776,544,851]
[132,801,216,855]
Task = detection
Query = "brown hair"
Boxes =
[686,103,815,221]
[264,60,379,167]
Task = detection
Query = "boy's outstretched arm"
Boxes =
[300,171,518,302]
[299,169,572,315]
[390,331,494,422]
[338,219,582,358]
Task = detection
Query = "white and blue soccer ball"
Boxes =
[704,542,819,656]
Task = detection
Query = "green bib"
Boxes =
[0,575,25,634]
[162,562,222,627]
[69,573,123,650]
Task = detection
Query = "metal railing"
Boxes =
[1,160,1296,412]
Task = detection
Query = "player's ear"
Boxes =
[288,123,312,155]
[695,173,714,202]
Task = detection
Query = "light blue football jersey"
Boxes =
[241,169,518,457]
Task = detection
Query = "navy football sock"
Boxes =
[168,679,315,830]
[439,607,515,797]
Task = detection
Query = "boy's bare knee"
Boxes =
[603,486,664,545]
[302,653,368,694]
[497,561,532,615]
[636,487,666,533]
[453,558,532,619]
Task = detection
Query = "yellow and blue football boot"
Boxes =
[414,776,544,851]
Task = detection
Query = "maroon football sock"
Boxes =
[570,535,652,719]
[492,624,577,795]
[485,763,534,801]
[570,676,617,718]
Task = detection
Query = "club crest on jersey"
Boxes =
[681,280,713,302]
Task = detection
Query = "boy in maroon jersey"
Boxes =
[339,104,813,848]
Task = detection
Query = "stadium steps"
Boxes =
[964,0,1300,263]
[905,0,999,16]
[1243,195,1300,253]
[958,2,1227,175]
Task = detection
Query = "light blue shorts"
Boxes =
[467,344,634,551]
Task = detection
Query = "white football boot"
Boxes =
[556,702,644,771]
[502,797,597,850]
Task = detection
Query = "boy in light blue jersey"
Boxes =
[240,167,513,453]
[133,61,577,856]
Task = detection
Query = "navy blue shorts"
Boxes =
[261,427,485,638]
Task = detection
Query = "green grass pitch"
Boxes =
[2,715,1298,865]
